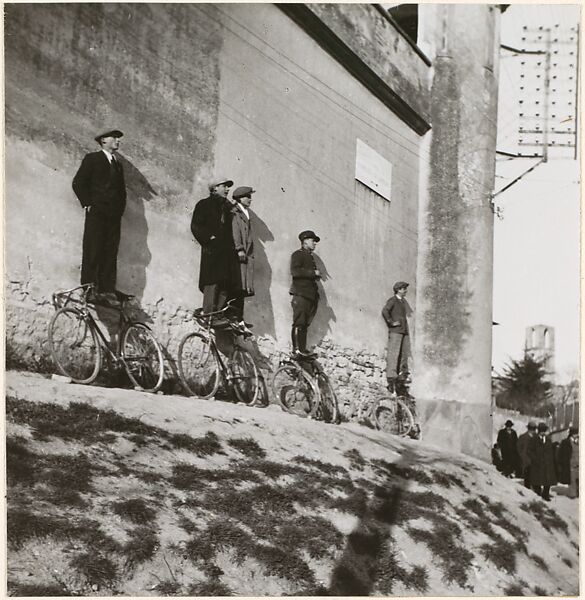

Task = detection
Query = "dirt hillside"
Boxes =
[5,371,579,596]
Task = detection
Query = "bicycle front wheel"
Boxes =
[121,323,165,392]
[48,307,101,384]
[272,363,318,418]
[177,332,219,399]
[375,397,415,437]
[229,347,259,405]
[315,372,339,424]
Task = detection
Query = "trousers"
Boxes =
[203,284,228,314]
[81,209,121,293]
[291,295,318,327]
[386,332,410,380]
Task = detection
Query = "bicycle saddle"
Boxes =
[114,290,134,303]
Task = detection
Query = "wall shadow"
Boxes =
[309,253,336,347]
[245,209,276,339]
[117,154,155,304]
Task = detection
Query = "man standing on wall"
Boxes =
[290,230,321,358]
[382,281,412,396]
[191,177,234,324]
[72,129,126,306]
[229,186,256,327]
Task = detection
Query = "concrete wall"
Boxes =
[5,3,428,410]
[413,5,500,459]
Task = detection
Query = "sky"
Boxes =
[492,4,581,384]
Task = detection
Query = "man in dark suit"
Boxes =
[290,230,321,357]
[72,129,126,305]
[382,281,412,395]
[496,419,520,478]
[190,177,234,323]
[528,422,557,501]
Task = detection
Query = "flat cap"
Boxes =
[527,421,537,429]
[233,186,255,200]
[94,129,124,142]
[393,281,410,293]
[298,230,320,242]
[537,422,549,433]
[208,177,233,191]
[505,419,514,427]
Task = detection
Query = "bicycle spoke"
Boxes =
[48,308,100,383]
[230,349,259,405]
[178,332,219,398]
[272,364,317,417]
[121,324,164,392]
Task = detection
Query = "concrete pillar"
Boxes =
[413,5,501,460]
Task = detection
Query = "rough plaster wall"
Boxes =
[6,3,426,414]
[414,5,499,458]
[5,3,224,367]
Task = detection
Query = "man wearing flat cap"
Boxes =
[229,186,256,326]
[191,177,235,320]
[382,281,412,396]
[72,129,126,305]
[290,230,321,357]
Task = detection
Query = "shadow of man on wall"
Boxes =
[308,253,336,348]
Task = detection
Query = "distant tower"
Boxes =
[525,324,555,382]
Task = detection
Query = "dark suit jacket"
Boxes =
[382,295,411,335]
[528,434,557,486]
[289,248,319,301]
[72,151,126,218]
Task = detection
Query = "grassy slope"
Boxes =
[5,371,579,597]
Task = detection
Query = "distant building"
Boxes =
[525,324,555,382]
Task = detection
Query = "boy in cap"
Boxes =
[228,186,256,327]
[191,177,234,323]
[290,230,321,357]
[72,129,126,306]
[381,281,412,396]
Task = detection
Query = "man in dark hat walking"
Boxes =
[191,177,234,323]
[528,422,557,501]
[382,281,412,396]
[72,129,126,305]
[290,230,321,357]
[517,421,537,488]
[496,419,520,478]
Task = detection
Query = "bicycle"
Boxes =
[177,301,259,405]
[48,284,165,392]
[353,392,415,437]
[271,353,339,423]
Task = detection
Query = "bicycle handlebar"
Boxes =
[194,298,238,320]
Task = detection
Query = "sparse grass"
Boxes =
[480,534,518,574]
[123,527,159,567]
[371,458,434,485]
[112,498,157,525]
[155,580,183,595]
[520,500,568,533]
[408,520,473,588]
[293,455,349,476]
[504,582,526,596]
[69,552,118,587]
[529,553,549,572]
[344,448,367,471]
[8,582,72,596]
[433,471,465,488]
[227,436,266,459]
[188,579,233,596]
[562,557,573,568]
[533,586,549,596]
[169,431,223,457]
[374,538,430,595]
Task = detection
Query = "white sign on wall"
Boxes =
[355,138,392,202]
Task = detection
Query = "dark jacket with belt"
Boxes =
[290,248,319,301]
[382,295,410,335]
[528,434,557,487]
[72,151,126,218]
[191,193,233,291]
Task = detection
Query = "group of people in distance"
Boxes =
[494,419,579,501]
[72,129,413,394]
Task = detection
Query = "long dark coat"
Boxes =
[528,435,557,487]
[72,151,126,217]
[190,194,233,292]
[496,428,519,473]
[230,205,254,297]
[556,437,572,485]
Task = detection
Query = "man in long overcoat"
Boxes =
[517,421,537,488]
[528,422,557,501]
[72,128,126,305]
[190,177,234,318]
[229,186,255,324]
[496,420,520,478]
[557,427,578,498]
[290,230,321,357]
